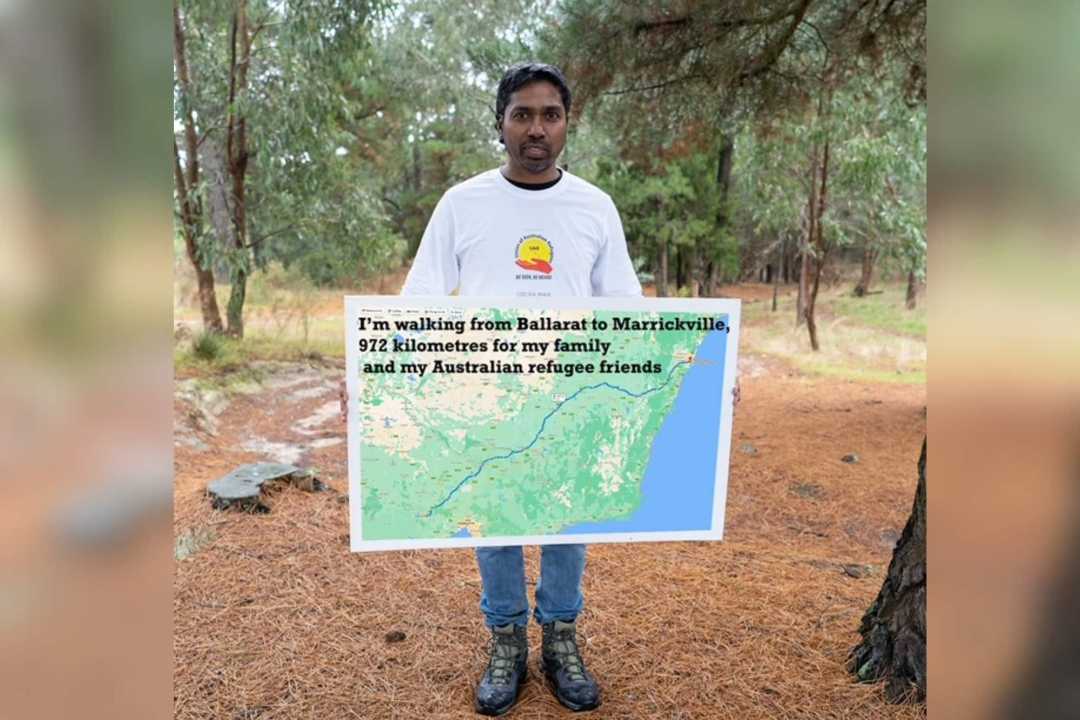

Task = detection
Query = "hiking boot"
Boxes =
[475,623,528,716]
[540,620,600,712]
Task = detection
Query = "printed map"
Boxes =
[351,306,732,544]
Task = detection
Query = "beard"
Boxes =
[517,142,555,174]
[521,156,554,174]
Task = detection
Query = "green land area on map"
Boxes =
[357,308,712,540]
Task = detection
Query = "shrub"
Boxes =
[192,331,225,362]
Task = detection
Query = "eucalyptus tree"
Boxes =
[173,0,400,336]
[836,81,926,300]
[737,70,925,347]
[174,2,223,333]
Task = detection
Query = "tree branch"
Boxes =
[226,8,239,170]
[634,5,810,36]
[800,19,830,53]
[173,3,201,194]
[246,225,297,249]
[603,73,702,96]
[633,16,690,34]
[736,0,815,84]
[247,8,279,47]
[196,125,228,149]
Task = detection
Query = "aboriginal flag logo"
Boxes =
[514,234,553,274]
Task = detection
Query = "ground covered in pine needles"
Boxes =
[174,290,926,720]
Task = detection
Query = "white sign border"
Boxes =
[346,295,740,553]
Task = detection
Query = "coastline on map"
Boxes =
[560,327,727,535]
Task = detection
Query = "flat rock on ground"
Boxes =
[207,462,321,511]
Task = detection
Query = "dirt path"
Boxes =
[174,352,926,720]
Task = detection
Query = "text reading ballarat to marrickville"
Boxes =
[356,314,730,378]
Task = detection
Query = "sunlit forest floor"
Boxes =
[736,282,925,385]
[173,274,926,719]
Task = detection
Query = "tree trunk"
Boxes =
[805,250,822,351]
[786,240,798,284]
[675,245,686,293]
[173,141,223,334]
[411,140,421,193]
[226,267,247,337]
[656,237,669,297]
[173,5,223,334]
[201,137,233,260]
[687,247,701,297]
[797,243,809,325]
[706,260,720,297]
[796,144,818,327]
[772,239,780,312]
[710,134,735,299]
[805,137,830,351]
[854,244,878,297]
[781,236,790,284]
[716,136,734,193]
[849,438,927,703]
[781,234,790,287]
[224,0,251,338]
[905,269,918,309]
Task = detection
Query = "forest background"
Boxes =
[171,1,933,718]
[8,0,1080,719]
[172,0,926,355]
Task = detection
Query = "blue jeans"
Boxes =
[476,544,586,628]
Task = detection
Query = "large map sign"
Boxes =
[345,296,740,552]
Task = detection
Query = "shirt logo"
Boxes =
[514,234,553,274]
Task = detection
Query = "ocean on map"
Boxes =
[561,328,728,535]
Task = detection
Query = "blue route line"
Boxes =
[422,360,692,518]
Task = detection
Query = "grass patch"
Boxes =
[192,331,226,362]
[176,279,346,379]
[794,356,925,384]
[742,282,926,384]
[175,332,341,381]
[830,286,926,336]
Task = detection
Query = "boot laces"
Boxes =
[548,626,587,682]
[486,629,523,685]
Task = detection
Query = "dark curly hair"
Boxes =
[494,62,572,145]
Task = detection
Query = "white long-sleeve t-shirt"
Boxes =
[401,168,642,298]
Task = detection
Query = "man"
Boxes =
[402,62,640,715]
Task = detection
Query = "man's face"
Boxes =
[500,80,567,179]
